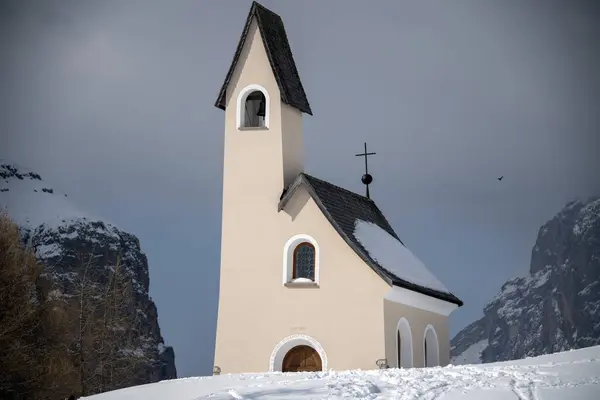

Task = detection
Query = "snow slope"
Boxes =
[84,345,600,400]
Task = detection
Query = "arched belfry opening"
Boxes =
[243,90,266,128]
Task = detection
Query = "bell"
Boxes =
[256,100,266,117]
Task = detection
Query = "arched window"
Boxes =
[293,242,315,281]
[243,90,266,128]
[283,234,319,286]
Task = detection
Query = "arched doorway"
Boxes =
[423,325,440,367]
[269,334,328,372]
[282,345,322,372]
[396,317,414,368]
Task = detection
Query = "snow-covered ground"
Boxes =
[84,345,600,400]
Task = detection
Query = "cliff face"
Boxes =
[0,161,176,391]
[451,197,600,364]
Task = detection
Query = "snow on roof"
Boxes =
[353,219,450,294]
[0,160,105,230]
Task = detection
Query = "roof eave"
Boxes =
[390,277,464,307]
[214,4,255,111]
[277,174,305,212]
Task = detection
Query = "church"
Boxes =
[213,1,463,374]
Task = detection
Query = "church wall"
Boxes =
[383,299,450,368]
[280,104,303,188]
[215,183,391,373]
[273,189,391,371]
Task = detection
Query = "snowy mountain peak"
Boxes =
[0,161,106,231]
[530,195,599,275]
[451,196,600,365]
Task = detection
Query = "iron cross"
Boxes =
[355,142,376,198]
[355,142,376,175]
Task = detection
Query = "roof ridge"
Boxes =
[301,173,402,242]
[214,1,312,115]
[251,1,282,19]
[301,173,374,202]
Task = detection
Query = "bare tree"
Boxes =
[0,214,42,398]
[69,250,150,396]
[0,214,77,400]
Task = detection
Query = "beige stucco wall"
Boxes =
[383,299,450,368]
[214,15,453,374]
[216,182,392,373]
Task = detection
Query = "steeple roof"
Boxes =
[214,1,312,115]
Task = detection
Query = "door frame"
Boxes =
[269,334,328,372]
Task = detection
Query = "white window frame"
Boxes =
[282,234,320,286]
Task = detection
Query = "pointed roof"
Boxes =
[214,1,312,115]
[279,173,463,307]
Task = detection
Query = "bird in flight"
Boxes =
[497,176,504,181]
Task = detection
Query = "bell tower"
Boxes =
[214,1,312,203]
[213,1,312,373]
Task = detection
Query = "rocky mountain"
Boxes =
[0,161,176,391]
[451,196,600,365]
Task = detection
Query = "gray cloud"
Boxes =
[2,0,599,377]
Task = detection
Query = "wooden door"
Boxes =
[282,345,322,372]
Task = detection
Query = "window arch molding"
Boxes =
[423,324,440,367]
[282,234,320,286]
[236,84,270,129]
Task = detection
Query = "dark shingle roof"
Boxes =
[279,173,463,307]
[215,1,312,115]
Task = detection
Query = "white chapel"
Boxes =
[213,1,463,374]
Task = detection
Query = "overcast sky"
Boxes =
[1,0,599,378]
